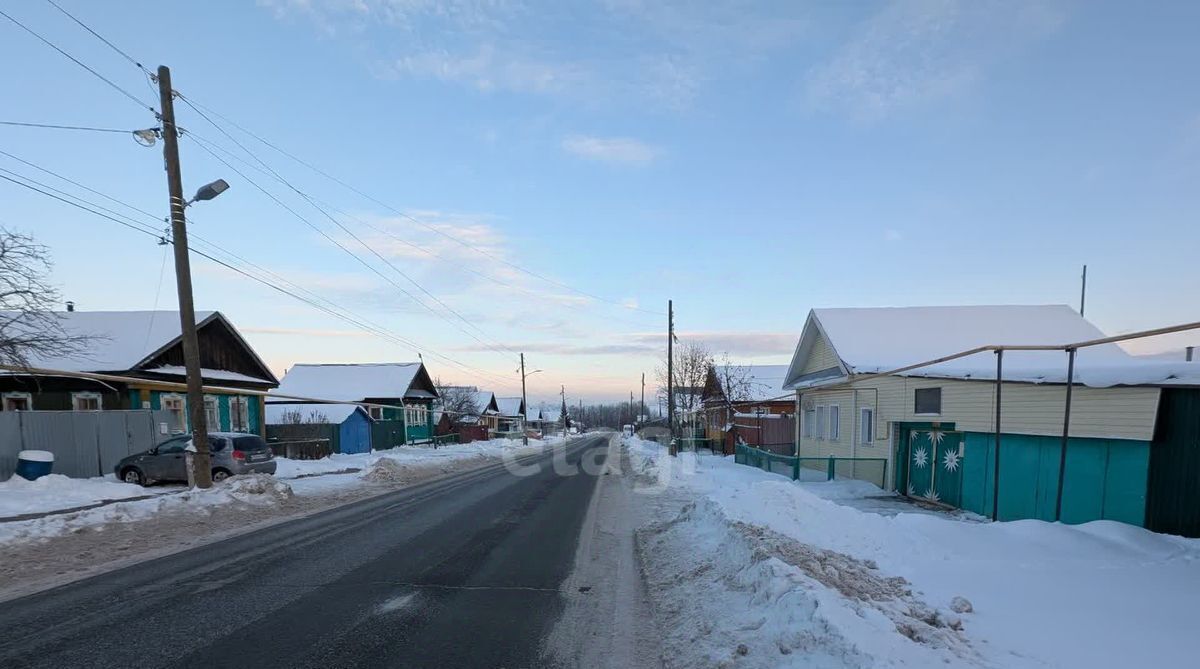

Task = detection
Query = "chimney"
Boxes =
[1188,346,1195,363]
[65,301,75,312]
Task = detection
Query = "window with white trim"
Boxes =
[405,403,427,427]
[203,395,220,428]
[72,392,102,411]
[815,406,826,440]
[2,392,32,411]
[161,393,186,432]
[828,405,840,441]
[803,409,814,438]
[229,396,250,432]
[368,406,383,420]
[860,407,874,445]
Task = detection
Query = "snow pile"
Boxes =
[221,474,294,502]
[625,436,1200,668]
[638,497,976,668]
[0,473,167,519]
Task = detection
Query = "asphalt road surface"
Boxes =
[0,435,611,668]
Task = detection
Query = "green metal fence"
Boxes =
[431,433,459,447]
[734,444,888,488]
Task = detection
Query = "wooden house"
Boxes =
[270,362,440,444]
[471,390,500,434]
[701,364,792,450]
[782,305,1200,530]
[0,310,278,436]
[495,397,526,434]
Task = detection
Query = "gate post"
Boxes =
[827,455,835,481]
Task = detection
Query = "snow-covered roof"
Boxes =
[273,363,436,402]
[495,397,524,417]
[715,364,790,402]
[265,403,367,424]
[471,390,498,414]
[786,305,1200,389]
[6,310,215,372]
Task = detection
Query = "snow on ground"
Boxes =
[0,437,560,547]
[626,436,1200,669]
[0,473,176,519]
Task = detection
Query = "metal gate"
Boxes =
[898,424,964,507]
[0,410,174,479]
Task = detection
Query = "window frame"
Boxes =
[2,391,32,411]
[161,393,187,433]
[71,391,103,411]
[814,405,826,440]
[368,406,383,421]
[203,395,220,429]
[229,395,250,432]
[802,408,814,438]
[860,407,874,445]
[914,387,943,416]
[828,404,840,441]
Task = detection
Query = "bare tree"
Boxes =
[714,352,754,403]
[433,378,480,423]
[654,340,713,424]
[277,408,330,424]
[0,228,87,369]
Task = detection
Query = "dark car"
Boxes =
[115,432,277,485]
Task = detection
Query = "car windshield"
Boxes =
[232,435,268,451]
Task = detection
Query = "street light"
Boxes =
[185,179,229,207]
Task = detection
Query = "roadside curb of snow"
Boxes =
[635,496,981,668]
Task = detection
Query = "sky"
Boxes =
[1,0,1198,406]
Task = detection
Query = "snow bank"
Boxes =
[626,436,1200,668]
[0,475,295,545]
[0,473,170,519]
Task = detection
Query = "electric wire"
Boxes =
[0,120,134,133]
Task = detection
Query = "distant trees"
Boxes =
[433,379,480,423]
[574,401,654,429]
[654,340,713,420]
[278,408,330,424]
[713,352,754,403]
[0,228,87,369]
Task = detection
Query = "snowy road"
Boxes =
[0,435,611,669]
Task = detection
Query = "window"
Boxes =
[405,403,427,427]
[829,405,840,441]
[914,387,942,415]
[161,393,186,432]
[815,406,826,440]
[860,408,874,445]
[229,396,250,432]
[156,436,189,454]
[72,392,103,411]
[368,406,383,420]
[803,409,814,438]
[2,392,32,411]
[203,396,220,428]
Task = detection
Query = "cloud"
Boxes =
[561,135,660,165]
[264,0,810,111]
[455,330,797,358]
[805,0,1064,119]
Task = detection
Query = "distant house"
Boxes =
[701,364,792,451]
[270,362,440,443]
[265,403,373,454]
[470,390,500,434]
[0,310,278,436]
[495,397,526,433]
[782,305,1200,531]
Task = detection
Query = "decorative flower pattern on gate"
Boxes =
[943,447,961,472]
[927,429,945,447]
[907,482,916,497]
[923,488,941,503]
[913,446,928,468]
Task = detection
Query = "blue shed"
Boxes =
[265,403,373,454]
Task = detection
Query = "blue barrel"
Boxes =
[15,450,54,480]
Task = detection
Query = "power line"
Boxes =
[182,130,520,362]
[0,165,519,387]
[174,93,665,317]
[0,120,134,133]
[0,7,156,116]
[43,0,149,74]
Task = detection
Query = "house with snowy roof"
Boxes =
[701,364,792,450]
[270,362,440,444]
[264,402,373,454]
[495,396,526,433]
[782,305,1200,534]
[0,310,278,435]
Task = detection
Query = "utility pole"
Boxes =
[560,385,567,439]
[158,65,212,488]
[630,391,635,426]
[667,299,675,453]
[520,353,528,446]
[640,372,645,429]
[1079,265,1088,317]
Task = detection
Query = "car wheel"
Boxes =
[121,468,144,485]
[211,468,232,483]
